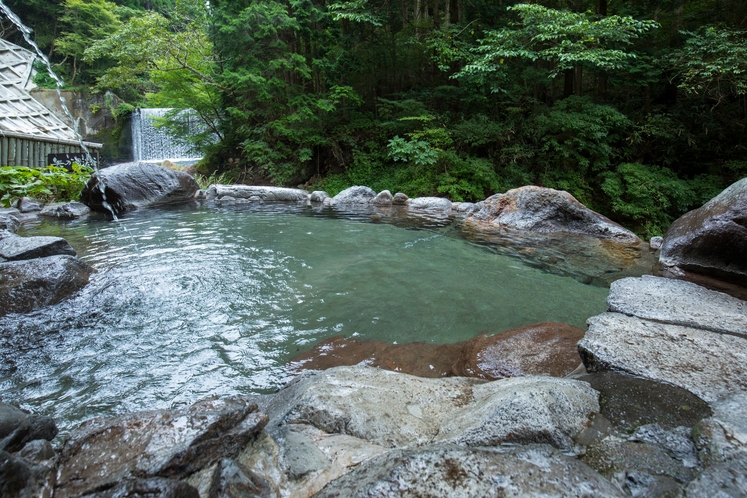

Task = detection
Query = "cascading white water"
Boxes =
[131,108,202,162]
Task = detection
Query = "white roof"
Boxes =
[0,38,87,144]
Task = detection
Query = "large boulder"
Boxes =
[465,186,641,244]
[81,163,199,215]
[660,177,747,286]
[408,196,452,212]
[205,184,309,203]
[329,186,376,205]
[0,231,76,262]
[314,444,625,497]
[0,255,91,316]
[54,397,268,498]
[263,366,598,451]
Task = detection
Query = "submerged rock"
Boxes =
[263,366,598,451]
[660,177,747,286]
[466,186,641,244]
[607,275,747,337]
[38,201,91,219]
[81,162,199,215]
[329,186,376,205]
[0,230,76,261]
[206,184,309,203]
[579,312,747,404]
[0,255,91,317]
[54,396,268,498]
[315,444,624,497]
[289,322,585,380]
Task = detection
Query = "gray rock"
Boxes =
[579,312,747,404]
[392,192,409,205]
[310,191,330,203]
[649,236,664,250]
[16,197,41,213]
[607,276,747,337]
[82,477,200,498]
[280,427,330,479]
[206,185,309,203]
[0,209,20,232]
[81,163,199,215]
[264,367,598,451]
[408,196,452,212]
[630,424,698,467]
[329,186,376,205]
[315,444,625,497]
[685,453,747,497]
[0,255,92,317]
[582,437,694,484]
[466,186,641,244]
[54,397,269,498]
[452,202,477,213]
[693,393,747,466]
[38,201,91,219]
[660,177,747,286]
[186,459,272,498]
[0,231,76,261]
[615,471,683,498]
[17,440,55,462]
[372,190,393,205]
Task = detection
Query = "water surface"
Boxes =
[0,204,609,431]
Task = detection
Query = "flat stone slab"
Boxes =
[206,184,309,202]
[0,231,76,261]
[315,444,625,497]
[408,197,452,212]
[579,312,747,404]
[608,275,747,337]
[265,366,598,451]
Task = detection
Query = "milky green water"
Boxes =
[0,204,608,430]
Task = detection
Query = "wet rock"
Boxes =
[16,197,41,213]
[685,453,747,497]
[17,440,55,462]
[310,191,329,203]
[315,444,625,497]
[660,177,747,286]
[0,450,55,498]
[372,190,393,205]
[38,201,91,219]
[280,427,330,479]
[206,185,309,203]
[408,196,452,212]
[574,371,712,431]
[614,471,682,498]
[329,186,376,205]
[392,192,409,205]
[582,437,694,484]
[0,255,91,317]
[187,458,273,498]
[289,322,585,380]
[0,231,76,261]
[607,275,747,337]
[54,397,269,498]
[82,477,200,498]
[81,162,199,215]
[466,186,641,244]
[264,366,598,451]
[579,312,747,404]
[0,209,20,232]
[649,236,663,250]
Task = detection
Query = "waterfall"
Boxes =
[131,108,202,162]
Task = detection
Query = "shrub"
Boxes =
[0,164,93,208]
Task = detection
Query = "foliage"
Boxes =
[0,164,94,208]
[194,171,233,190]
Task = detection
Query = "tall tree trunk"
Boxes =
[574,66,583,96]
[444,0,451,26]
[564,69,574,97]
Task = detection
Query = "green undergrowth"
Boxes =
[0,164,93,208]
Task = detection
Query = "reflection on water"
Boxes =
[0,203,610,431]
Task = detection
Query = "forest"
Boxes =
[3,0,747,237]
